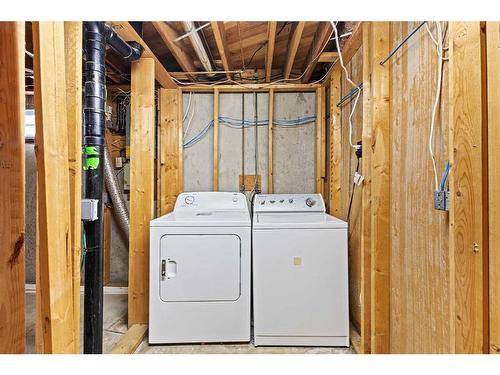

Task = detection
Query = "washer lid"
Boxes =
[253,212,347,229]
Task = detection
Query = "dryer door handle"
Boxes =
[162,259,177,279]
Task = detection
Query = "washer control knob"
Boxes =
[184,195,195,205]
[279,199,284,203]
[305,197,316,207]
[270,200,275,204]
[260,200,266,205]
[289,198,294,204]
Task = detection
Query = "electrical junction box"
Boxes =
[81,199,99,221]
[434,190,449,211]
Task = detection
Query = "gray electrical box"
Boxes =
[81,199,99,221]
[434,191,449,211]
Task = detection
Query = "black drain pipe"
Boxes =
[83,21,142,354]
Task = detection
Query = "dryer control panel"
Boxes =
[254,193,325,213]
[174,192,249,213]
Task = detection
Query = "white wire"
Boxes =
[183,91,193,122]
[427,21,445,191]
[183,95,196,139]
[331,21,361,150]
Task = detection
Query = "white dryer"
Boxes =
[149,192,251,344]
[252,193,349,347]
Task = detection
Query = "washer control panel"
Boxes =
[174,192,248,213]
[254,194,325,213]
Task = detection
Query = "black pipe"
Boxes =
[83,21,142,354]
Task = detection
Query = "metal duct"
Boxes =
[182,21,213,72]
[103,146,129,238]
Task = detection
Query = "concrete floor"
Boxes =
[25,292,354,354]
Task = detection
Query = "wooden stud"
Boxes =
[369,21,390,354]
[284,22,305,80]
[109,324,148,354]
[64,21,83,349]
[448,22,486,354]
[487,21,500,355]
[157,88,183,216]
[129,57,155,326]
[315,87,326,194]
[151,22,197,80]
[0,21,25,354]
[268,88,274,193]
[329,66,342,217]
[302,22,333,83]
[265,22,277,83]
[211,22,232,80]
[109,22,176,89]
[360,21,373,354]
[213,88,220,191]
[32,21,77,353]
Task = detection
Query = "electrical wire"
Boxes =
[331,21,361,151]
[183,94,196,139]
[426,21,446,191]
[347,158,360,222]
[183,91,193,122]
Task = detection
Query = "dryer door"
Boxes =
[159,234,241,302]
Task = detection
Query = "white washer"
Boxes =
[252,193,349,347]
[149,192,251,344]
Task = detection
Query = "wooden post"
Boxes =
[33,21,78,353]
[360,21,373,354]
[315,87,326,194]
[369,21,391,354]
[487,21,500,355]
[213,88,220,191]
[129,57,155,326]
[268,89,274,193]
[448,22,487,354]
[157,88,183,216]
[64,21,82,349]
[0,21,25,354]
[329,66,342,217]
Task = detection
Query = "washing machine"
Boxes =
[252,193,349,347]
[149,192,251,344]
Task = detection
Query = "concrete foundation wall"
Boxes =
[24,91,317,284]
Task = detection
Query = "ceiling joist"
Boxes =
[265,21,277,83]
[210,21,232,79]
[151,21,197,80]
[301,22,333,83]
[108,21,177,88]
[283,21,305,80]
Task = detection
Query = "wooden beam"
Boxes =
[108,22,176,89]
[323,22,362,86]
[448,22,487,354]
[181,83,321,92]
[329,66,342,218]
[213,88,220,191]
[369,21,390,354]
[0,21,25,354]
[487,21,500,355]
[157,88,183,216]
[315,87,326,193]
[151,22,197,80]
[318,51,339,63]
[109,324,147,354]
[265,22,277,83]
[211,22,232,80]
[64,21,83,348]
[129,57,155,326]
[302,22,333,83]
[32,21,77,353]
[268,88,274,193]
[360,21,373,354]
[283,21,305,79]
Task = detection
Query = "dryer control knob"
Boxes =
[184,195,195,205]
[305,197,316,207]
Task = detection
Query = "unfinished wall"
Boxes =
[389,22,450,353]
